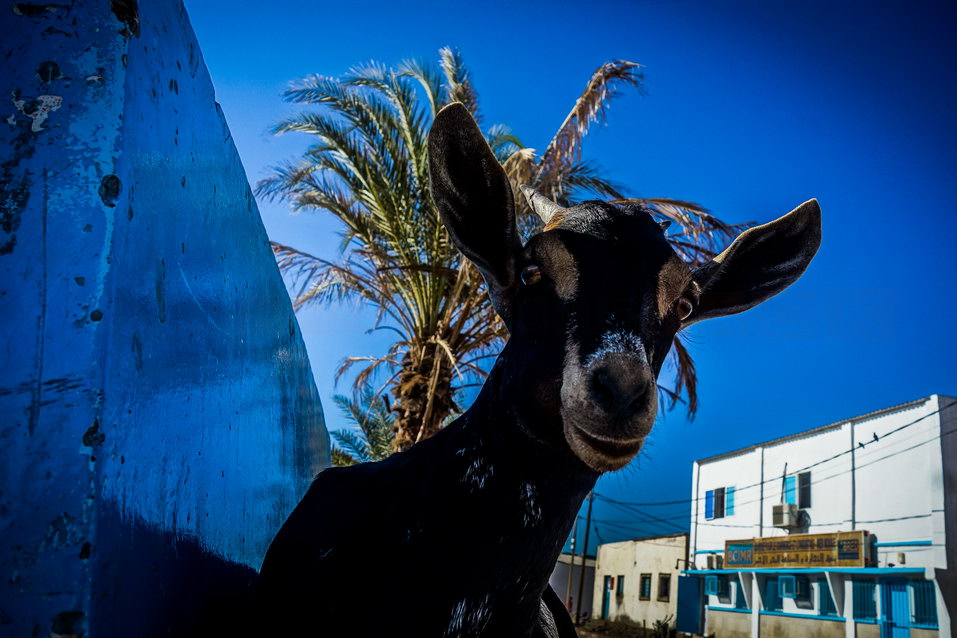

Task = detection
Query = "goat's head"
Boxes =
[428,103,821,472]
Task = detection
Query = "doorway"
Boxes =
[880,579,911,638]
[601,575,612,619]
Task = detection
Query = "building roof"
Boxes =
[695,395,938,465]
[601,532,689,547]
[556,552,596,566]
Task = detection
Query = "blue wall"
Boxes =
[0,2,328,635]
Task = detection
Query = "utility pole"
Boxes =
[564,516,579,609]
[574,491,594,625]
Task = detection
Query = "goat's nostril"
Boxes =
[590,369,616,407]
[627,385,648,413]
[586,356,651,416]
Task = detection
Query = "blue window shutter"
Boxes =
[784,476,797,504]
[705,490,714,519]
[852,580,877,620]
[765,577,782,611]
[735,581,749,609]
[912,581,939,627]
[819,578,837,616]
[726,487,735,516]
[780,575,796,598]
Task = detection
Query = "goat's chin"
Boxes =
[562,416,650,472]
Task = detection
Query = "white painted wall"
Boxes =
[686,394,955,636]
[592,533,688,628]
[690,395,952,570]
[549,553,595,618]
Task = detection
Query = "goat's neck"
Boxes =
[438,342,598,591]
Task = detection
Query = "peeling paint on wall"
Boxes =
[9,92,62,132]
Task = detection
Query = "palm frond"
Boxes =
[614,198,754,265]
[331,448,361,467]
[262,49,742,439]
[537,60,644,185]
[330,429,372,463]
[553,161,627,203]
[439,46,480,120]
[670,334,698,418]
[329,389,396,465]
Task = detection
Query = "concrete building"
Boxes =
[550,552,596,619]
[678,395,955,638]
[592,533,689,630]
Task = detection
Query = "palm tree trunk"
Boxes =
[391,345,456,452]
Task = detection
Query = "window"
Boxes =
[779,575,795,598]
[852,580,877,621]
[798,472,811,508]
[784,472,812,508]
[819,578,838,616]
[705,486,735,519]
[735,581,749,609]
[705,575,729,597]
[764,577,782,611]
[616,575,625,597]
[658,574,671,602]
[911,581,938,628]
[639,573,652,600]
[779,575,809,600]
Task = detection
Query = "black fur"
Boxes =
[256,103,822,636]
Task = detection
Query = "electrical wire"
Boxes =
[584,399,956,539]
[597,399,954,508]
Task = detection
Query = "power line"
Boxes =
[592,508,685,534]
[597,399,955,509]
[692,423,957,520]
[595,497,687,534]
[583,410,957,535]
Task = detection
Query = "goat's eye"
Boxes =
[520,264,542,286]
[676,297,693,320]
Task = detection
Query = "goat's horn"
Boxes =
[519,185,565,225]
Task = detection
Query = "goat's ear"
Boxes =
[429,102,521,324]
[687,199,822,323]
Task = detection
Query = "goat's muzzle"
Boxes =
[561,351,657,471]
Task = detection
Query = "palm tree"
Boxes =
[329,391,395,466]
[257,48,747,452]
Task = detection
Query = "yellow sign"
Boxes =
[724,531,870,568]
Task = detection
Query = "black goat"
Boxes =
[256,103,822,636]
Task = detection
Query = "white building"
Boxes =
[592,533,689,629]
[549,552,596,620]
[679,395,955,638]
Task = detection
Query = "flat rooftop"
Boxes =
[696,395,945,465]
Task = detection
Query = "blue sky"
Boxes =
[185,0,957,552]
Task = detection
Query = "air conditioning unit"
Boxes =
[772,503,799,528]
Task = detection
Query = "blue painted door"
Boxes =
[676,575,704,635]
[601,576,612,619]
[880,579,910,638]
